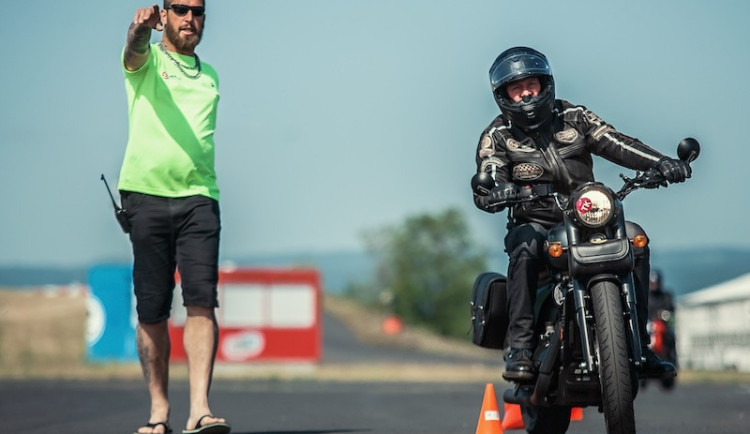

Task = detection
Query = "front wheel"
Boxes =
[591,280,636,434]
[521,405,571,434]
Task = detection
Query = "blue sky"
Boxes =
[1,0,748,267]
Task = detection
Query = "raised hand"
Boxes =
[124,4,162,71]
[134,4,163,32]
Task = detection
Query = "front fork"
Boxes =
[623,273,644,369]
[572,280,595,372]
[573,273,644,373]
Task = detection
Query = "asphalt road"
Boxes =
[319,311,497,365]
[2,313,749,433]
[2,378,749,433]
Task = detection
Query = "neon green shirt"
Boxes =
[118,43,220,200]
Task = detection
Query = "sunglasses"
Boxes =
[167,4,205,17]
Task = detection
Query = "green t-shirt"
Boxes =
[118,43,220,200]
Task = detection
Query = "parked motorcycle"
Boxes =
[470,138,699,434]
[642,309,678,390]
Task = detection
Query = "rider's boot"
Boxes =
[641,347,677,378]
[503,348,535,382]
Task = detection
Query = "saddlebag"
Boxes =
[470,272,509,349]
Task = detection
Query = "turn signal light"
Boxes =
[548,242,564,258]
[632,234,649,248]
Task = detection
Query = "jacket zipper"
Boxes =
[534,130,574,192]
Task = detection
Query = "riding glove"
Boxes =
[474,182,518,213]
[656,157,691,183]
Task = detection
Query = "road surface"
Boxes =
[2,313,749,433]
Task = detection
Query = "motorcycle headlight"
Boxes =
[659,310,672,322]
[572,184,615,228]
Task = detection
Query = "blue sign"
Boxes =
[86,264,138,361]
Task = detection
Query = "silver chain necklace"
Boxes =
[158,42,202,79]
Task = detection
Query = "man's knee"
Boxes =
[136,299,173,324]
[505,223,547,256]
[186,305,215,318]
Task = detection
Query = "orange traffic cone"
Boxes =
[501,403,524,430]
[381,315,403,335]
[571,407,584,421]
[475,383,504,434]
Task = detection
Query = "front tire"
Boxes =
[521,405,571,434]
[591,280,636,434]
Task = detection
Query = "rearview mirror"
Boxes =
[677,138,700,163]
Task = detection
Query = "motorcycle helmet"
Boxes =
[649,270,663,292]
[489,46,555,130]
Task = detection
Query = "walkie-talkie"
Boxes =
[100,174,131,234]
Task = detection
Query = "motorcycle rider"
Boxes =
[473,46,687,382]
[647,269,678,369]
[648,269,676,319]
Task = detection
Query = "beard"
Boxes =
[164,20,203,53]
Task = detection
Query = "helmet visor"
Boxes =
[490,53,552,94]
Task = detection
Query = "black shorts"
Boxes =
[121,192,221,324]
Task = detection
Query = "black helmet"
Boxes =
[489,46,555,130]
[649,269,662,291]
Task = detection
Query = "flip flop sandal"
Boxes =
[181,414,231,434]
[134,421,172,434]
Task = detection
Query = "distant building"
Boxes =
[677,273,750,372]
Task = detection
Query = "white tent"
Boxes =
[676,273,750,372]
[680,273,750,306]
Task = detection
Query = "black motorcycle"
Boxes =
[642,308,678,390]
[469,138,699,434]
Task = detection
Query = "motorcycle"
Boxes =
[469,138,699,434]
[642,309,678,390]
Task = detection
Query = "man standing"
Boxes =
[119,2,230,433]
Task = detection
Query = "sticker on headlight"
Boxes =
[576,197,593,214]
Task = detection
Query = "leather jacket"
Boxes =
[648,288,675,319]
[475,99,667,228]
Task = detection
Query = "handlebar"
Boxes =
[616,168,667,200]
[476,182,564,210]
[478,167,673,210]
[473,137,701,209]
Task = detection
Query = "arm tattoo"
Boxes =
[124,23,151,67]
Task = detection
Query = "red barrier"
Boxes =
[168,267,322,362]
